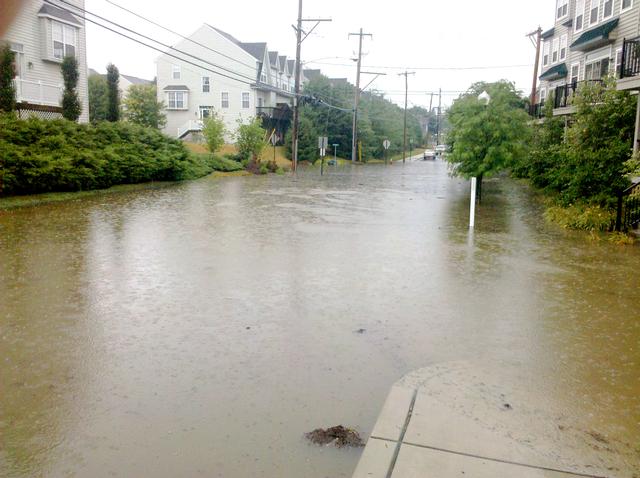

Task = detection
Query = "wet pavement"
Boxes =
[1,160,639,477]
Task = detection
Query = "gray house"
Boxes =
[1,0,89,122]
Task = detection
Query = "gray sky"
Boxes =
[85,0,553,108]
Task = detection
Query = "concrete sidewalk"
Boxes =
[353,362,634,478]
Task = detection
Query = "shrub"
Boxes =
[89,73,108,122]
[235,118,266,162]
[61,56,81,121]
[0,44,16,113]
[202,113,225,153]
[0,115,196,195]
[259,163,269,175]
[544,202,615,232]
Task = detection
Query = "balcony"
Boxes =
[14,78,63,107]
[553,80,603,112]
[618,38,640,91]
[256,105,292,122]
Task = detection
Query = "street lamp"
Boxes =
[478,91,491,105]
[470,91,491,229]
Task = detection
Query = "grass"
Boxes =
[544,202,615,232]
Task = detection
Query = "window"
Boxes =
[166,91,187,110]
[199,106,213,119]
[10,43,24,78]
[202,76,210,93]
[622,0,633,12]
[589,0,599,25]
[602,0,613,19]
[556,0,569,19]
[540,87,547,103]
[221,92,229,109]
[242,92,250,109]
[172,65,181,80]
[560,34,568,61]
[575,0,585,32]
[552,38,560,63]
[543,41,550,66]
[571,63,580,84]
[585,57,609,80]
[257,97,264,108]
[52,21,77,59]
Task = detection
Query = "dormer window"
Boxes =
[52,20,77,59]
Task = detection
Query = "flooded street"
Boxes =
[1,160,639,477]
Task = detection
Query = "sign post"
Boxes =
[270,131,277,166]
[470,177,477,228]
[318,136,329,176]
[383,139,391,165]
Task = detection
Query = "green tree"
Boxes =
[88,73,108,122]
[0,44,16,113]
[236,117,266,161]
[201,111,226,153]
[123,84,166,129]
[106,63,120,122]
[285,107,319,162]
[61,56,81,121]
[446,81,530,182]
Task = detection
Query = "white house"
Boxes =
[156,24,303,143]
[1,0,89,122]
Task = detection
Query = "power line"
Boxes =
[51,0,259,86]
[305,61,534,71]
[102,0,259,72]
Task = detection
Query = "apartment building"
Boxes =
[156,24,303,142]
[1,0,90,121]
[536,0,638,115]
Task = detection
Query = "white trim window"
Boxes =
[585,57,610,80]
[199,106,214,119]
[543,41,551,67]
[540,87,548,103]
[621,0,633,12]
[552,38,560,63]
[570,63,581,84]
[242,92,250,109]
[615,48,623,76]
[575,0,585,32]
[602,0,614,19]
[52,20,77,59]
[221,92,229,109]
[589,0,600,26]
[172,65,181,80]
[166,91,188,110]
[556,0,569,19]
[202,76,210,93]
[560,34,568,61]
[10,43,24,78]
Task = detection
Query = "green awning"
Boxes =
[539,63,568,81]
[570,18,619,51]
[541,28,555,39]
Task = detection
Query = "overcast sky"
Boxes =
[85,0,553,108]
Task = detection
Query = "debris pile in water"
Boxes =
[305,426,365,448]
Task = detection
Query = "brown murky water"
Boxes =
[1,161,639,477]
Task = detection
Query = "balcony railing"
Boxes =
[14,78,63,106]
[620,38,640,79]
[256,106,292,121]
[553,80,603,109]
[615,181,640,231]
[177,120,203,139]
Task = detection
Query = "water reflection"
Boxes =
[0,161,638,477]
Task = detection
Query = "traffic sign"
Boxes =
[383,140,391,150]
[318,136,329,149]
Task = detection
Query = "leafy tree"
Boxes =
[123,84,166,129]
[0,43,16,113]
[201,111,226,153]
[236,117,266,161]
[106,63,120,122]
[446,81,530,183]
[88,73,108,122]
[61,56,81,121]
[285,107,319,162]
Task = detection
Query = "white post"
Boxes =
[470,177,477,228]
[38,81,43,105]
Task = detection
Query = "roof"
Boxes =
[240,42,267,61]
[570,18,619,51]
[121,74,153,85]
[541,28,555,39]
[278,56,287,73]
[208,25,242,45]
[287,59,296,74]
[163,85,189,91]
[303,69,322,80]
[539,63,568,81]
[268,51,279,67]
[37,4,82,27]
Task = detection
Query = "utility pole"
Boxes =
[527,27,543,114]
[291,2,331,172]
[349,28,372,162]
[428,92,434,145]
[398,71,415,163]
[436,88,442,146]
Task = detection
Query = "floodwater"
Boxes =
[0,160,639,478]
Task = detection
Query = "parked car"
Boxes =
[435,145,448,157]
[423,149,436,161]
